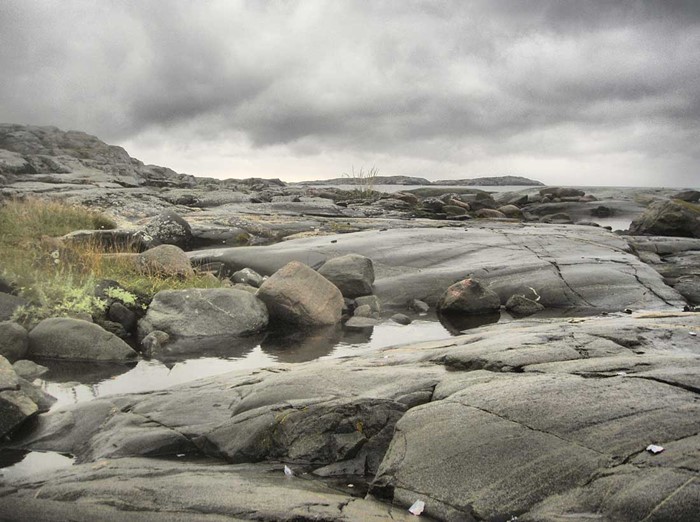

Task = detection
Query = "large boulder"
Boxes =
[257,261,344,325]
[437,278,501,315]
[140,210,193,249]
[318,254,375,298]
[0,321,28,362]
[137,244,194,278]
[138,288,268,339]
[629,199,700,238]
[27,318,138,362]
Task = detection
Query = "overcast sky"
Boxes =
[1,1,699,186]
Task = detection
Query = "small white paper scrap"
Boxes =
[408,499,425,516]
[284,465,294,477]
[646,444,664,454]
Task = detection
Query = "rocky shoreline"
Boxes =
[1,124,699,521]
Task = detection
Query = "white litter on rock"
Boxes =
[646,444,664,454]
[616,371,627,376]
[408,499,425,516]
[284,465,294,477]
[689,332,697,337]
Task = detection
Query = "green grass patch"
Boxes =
[0,197,222,326]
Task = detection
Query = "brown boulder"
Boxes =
[257,262,344,325]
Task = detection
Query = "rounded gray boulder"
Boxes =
[138,244,194,278]
[437,278,501,315]
[28,317,138,362]
[318,254,375,298]
[141,210,193,249]
[257,261,344,325]
[138,288,269,339]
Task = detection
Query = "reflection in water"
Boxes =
[261,324,343,363]
[438,312,501,335]
[36,318,470,410]
[37,359,136,385]
[151,333,265,364]
[0,450,74,483]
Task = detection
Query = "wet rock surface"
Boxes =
[2,313,698,520]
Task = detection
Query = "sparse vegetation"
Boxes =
[0,197,222,326]
[343,166,379,198]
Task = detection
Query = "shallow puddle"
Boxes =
[1,313,511,481]
[37,317,473,410]
[0,450,75,483]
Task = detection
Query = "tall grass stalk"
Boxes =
[343,166,379,198]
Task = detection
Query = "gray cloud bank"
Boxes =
[1,0,699,186]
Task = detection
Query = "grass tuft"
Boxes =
[343,166,379,199]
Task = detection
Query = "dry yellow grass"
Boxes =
[0,197,221,325]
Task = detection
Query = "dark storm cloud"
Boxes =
[0,0,698,184]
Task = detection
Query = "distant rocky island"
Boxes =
[297,174,544,186]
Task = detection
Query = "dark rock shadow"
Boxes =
[438,311,501,335]
[0,449,29,470]
[261,324,343,363]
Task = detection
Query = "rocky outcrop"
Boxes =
[318,254,375,298]
[257,261,344,325]
[138,288,269,340]
[191,224,685,312]
[0,459,418,522]
[27,317,138,362]
[629,199,700,238]
[627,236,700,305]
[0,124,196,188]
[5,313,699,520]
